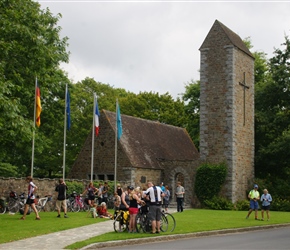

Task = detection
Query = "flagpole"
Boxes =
[63,84,68,181]
[31,77,37,177]
[114,99,118,192]
[91,94,96,182]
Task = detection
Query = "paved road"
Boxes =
[102,226,290,250]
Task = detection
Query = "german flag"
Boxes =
[36,84,42,127]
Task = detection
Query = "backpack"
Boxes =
[9,191,17,200]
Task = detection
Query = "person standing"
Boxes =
[102,181,109,204]
[97,183,103,205]
[82,182,98,208]
[145,181,164,234]
[246,184,260,220]
[55,178,69,218]
[260,189,272,221]
[175,181,185,212]
[20,176,41,220]
[128,186,144,233]
[163,185,171,212]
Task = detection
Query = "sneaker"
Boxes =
[64,215,69,218]
[57,214,61,218]
[20,217,25,220]
[35,217,41,220]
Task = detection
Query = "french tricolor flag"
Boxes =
[95,96,100,136]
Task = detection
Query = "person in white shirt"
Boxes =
[145,181,164,234]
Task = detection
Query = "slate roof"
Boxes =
[103,110,199,169]
[200,20,254,59]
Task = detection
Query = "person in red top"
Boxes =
[97,202,113,219]
[20,176,40,220]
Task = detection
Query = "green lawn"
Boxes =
[1,209,290,249]
[66,209,290,249]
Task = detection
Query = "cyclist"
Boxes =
[82,182,98,208]
[20,176,40,220]
[145,181,164,234]
[128,186,145,233]
[120,186,130,211]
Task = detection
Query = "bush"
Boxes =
[271,198,290,211]
[203,196,234,210]
[234,200,249,211]
[66,181,84,195]
[195,162,227,203]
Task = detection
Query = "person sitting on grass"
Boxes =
[97,202,113,219]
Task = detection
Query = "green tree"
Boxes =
[182,80,200,148]
[254,36,290,179]
[120,91,187,128]
[0,0,69,177]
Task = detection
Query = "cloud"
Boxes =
[39,1,290,98]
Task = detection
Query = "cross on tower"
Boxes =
[239,72,249,126]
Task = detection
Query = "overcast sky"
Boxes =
[38,1,290,98]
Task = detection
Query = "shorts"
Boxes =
[148,205,162,221]
[26,199,35,205]
[163,200,169,208]
[129,207,139,215]
[249,200,259,210]
[262,205,270,211]
[88,195,95,201]
[56,200,67,210]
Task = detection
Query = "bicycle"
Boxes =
[113,210,130,232]
[8,191,30,214]
[35,195,52,212]
[75,194,90,212]
[0,197,7,214]
[136,206,176,233]
[107,195,115,209]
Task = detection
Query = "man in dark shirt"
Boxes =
[55,178,68,218]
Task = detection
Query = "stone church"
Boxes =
[69,19,255,205]
[69,110,200,206]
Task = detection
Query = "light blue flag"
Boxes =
[117,103,122,140]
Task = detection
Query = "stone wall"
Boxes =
[0,177,88,201]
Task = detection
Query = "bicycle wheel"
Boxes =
[82,202,90,212]
[0,204,6,214]
[160,213,169,232]
[163,212,176,232]
[140,213,151,233]
[8,199,19,213]
[66,200,72,212]
[71,201,80,212]
[113,212,128,232]
[135,213,148,233]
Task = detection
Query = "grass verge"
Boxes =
[66,209,290,249]
[1,209,290,249]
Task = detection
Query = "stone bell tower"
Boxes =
[199,20,255,202]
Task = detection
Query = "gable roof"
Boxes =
[103,110,199,169]
[200,20,254,59]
